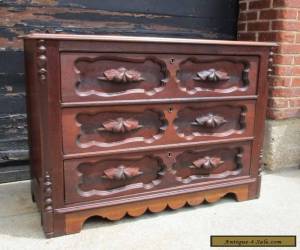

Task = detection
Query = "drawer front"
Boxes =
[62,100,255,155]
[60,53,259,103]
[64,142,252,204]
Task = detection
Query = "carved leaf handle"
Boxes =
[98,67,144,83]
[193,68,230,82]
[97,118,143,133]
[191,156,224,169]
[191,113,227,129]
[102,165,143,180]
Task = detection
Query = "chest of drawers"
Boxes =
[23,34,275,237]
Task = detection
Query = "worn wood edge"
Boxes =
[20,33,277,47]
[63,137,255,160]
[61,95,259,108]
[56,177,256,214]
[63,184,250,235]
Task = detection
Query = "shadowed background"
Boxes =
[0,0,238,182]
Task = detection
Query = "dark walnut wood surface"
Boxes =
[60,53,259,102]
[23,34,274,237]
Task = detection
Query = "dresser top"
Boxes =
[22,33,276,47]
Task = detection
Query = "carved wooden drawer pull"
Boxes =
[193,68,230,82]
[98,67,144,83]
[191,156,224,169]
[191,113,227,128]
[97,118,143,133]
[102,165,143,180]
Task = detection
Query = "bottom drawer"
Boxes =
[64,141,252,204]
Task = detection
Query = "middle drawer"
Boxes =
[62,100,255,155]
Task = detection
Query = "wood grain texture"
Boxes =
[60,53,260,103]
[0,0,240,182]
[0,51,27,165]
[1,1,239,50]
[63,142,251,204]
[62,101,255,155]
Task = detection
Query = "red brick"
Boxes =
[266,109,276,119]
[260,9,277,19]
[294,56,300,64]
[259,9,297,20]
[272,20,300,31]
[269,76,291,87]
[276,32,295,42]
[268,98,289,108]
[239,12,246,22]
[248,21,270,31]
[274,0,300,8]
[239,12,258,22]
[292,78,300,86]
[267,109,300,120]
[276,44,300,54]
[292,66,300,76]
[270,87,300,97]
[237,1,300,119]
[238,22,246,32]
[290,99,300,107]
[246,12,258,20]
[258,32,295,42]
[273,54,293,65]
[273,65,293,75]
[249,0,271,9]
[238,32,256,41]
[273,0,285,7]
[258,32,276,42]
[282,109,300,119]
[276,9,298,19]
[239,2,247,11]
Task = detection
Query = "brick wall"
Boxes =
[238,0,300,119]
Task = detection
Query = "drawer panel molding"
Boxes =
[63,54,168,100]
[62,101,255,154]
[174,104,248,140]
[173,146,245,184]
[64,142,251,204]
[75,155,166,198]
[75,109,167,149]
[61,53,259,103]
[177,57,252,95]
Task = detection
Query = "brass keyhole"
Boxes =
[168,107,173,113]
[170,58,175,64]
[168,152,172,158]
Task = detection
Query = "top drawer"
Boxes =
[60,53,259,103]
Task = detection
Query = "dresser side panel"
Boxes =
[43,40,65,236]
[249,47,272,198]
[24,40,43,207]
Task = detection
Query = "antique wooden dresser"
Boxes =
[23,33,275,237]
